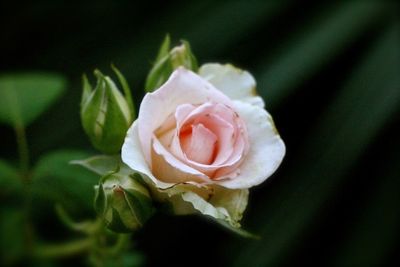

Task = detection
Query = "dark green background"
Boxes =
[1,0,399,266]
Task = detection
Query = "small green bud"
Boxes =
[81,67,134,154]
[170,40,198,70]
[94,172,153,233]
[145,35,198,92]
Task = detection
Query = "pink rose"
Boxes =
[122,64,285,227]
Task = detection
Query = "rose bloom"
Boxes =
[122,64,285,228]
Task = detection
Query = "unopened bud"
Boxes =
[81,67,134,154]
[94,172,154,233]
[145,35,198,92]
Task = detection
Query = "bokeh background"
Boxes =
[1,0,399,266]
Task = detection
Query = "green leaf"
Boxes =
[0,73,66,127]
[0,159,23,198]
[31,150,100,212]
[71,155,120,175]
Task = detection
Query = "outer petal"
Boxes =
[138,67,234,164]
[216,101,286,189]
[161,184,249,228]
[209,186,249,226]
[121,120,174,189]
[198,63,265,108]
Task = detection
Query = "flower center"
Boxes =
[180,123,218,165]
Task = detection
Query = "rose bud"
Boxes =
[169,40,198,70]
[81,67,134,154]
[145,35,198,92]
[94,172,154,233]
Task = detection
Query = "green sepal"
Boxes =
[81,74,92,107]
[155,34,171,62]
[94,183,107,217]
[95,172,154,233]
[71,154,133,178]
[106,207,132,233]
[111,64,135,119]
[144,53,173,92]
[216,220,260,239]
[170,40,198,71]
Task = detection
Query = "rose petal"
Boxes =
[121,120,174,189]
[177,186,249,228]
[175,103,196,125]
[138,68,234,165]
[216,100,286,189]
[121,121,250,227]
[155,183,214,215]
[151,137,212,184]
[199,63,265,108]
[185,104,236,165]
[180,123,217,165]
[209,186,249,225]
[171,102,248,176]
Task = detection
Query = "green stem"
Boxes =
[33,239,92,259]
[107,234,131,256]
[14,124,30,179]
[14,123,35,256]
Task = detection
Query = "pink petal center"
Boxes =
[180,123,218,165]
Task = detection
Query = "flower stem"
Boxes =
[14,124,30,179]
[33,239,92,259]
[14,123,35,256]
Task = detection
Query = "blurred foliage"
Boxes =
[0,0,399,267]
[31,150,100,213]
[0,73,66,127]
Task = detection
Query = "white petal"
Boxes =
[121,120,174,189]
[209,186,249,225]
[199,63,265,108]
[181,191,231,223]
[216,101,286,189]
[179,187,248,228]
[138,67,234,164]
